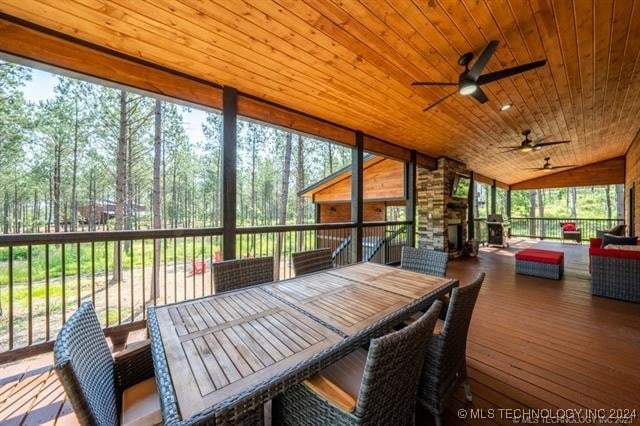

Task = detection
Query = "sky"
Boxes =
[22,67,208,144]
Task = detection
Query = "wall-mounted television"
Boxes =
[451,174,471,198]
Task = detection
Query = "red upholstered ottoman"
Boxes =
[515,249,564,280]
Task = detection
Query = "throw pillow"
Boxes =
[562,223,577,232]
[601,234,638,248]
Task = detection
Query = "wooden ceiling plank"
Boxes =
[290,0,503,147]
[108,0,430,139]
[528,0,581,161]
[41,0,410,139]
[248,0,486,149]
[602,0,640,151]
[572,0,595,153]
[263,0,490,153]
[464,0,562,174]
[451,0,559,180]
[550,0,589,166]
[468,0,555,140]
[387,0,526,146]
[508,0,572,152]
[368,0,521,143]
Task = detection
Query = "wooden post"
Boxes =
[468,172,475,240]
[352,131,364,262]
[491,180,497,216]
[406,150,417,247]
[222,86,237,260]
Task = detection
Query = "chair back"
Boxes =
[212,256,274,293]
[292,248,333,276]
[420,272,484,414]
[355,301,442,424]
[54,302,118,426]
[400,246,449,277]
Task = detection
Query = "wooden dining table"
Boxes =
[148,262,458,425]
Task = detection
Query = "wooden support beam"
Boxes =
[468,172,475,240]
[352,131,364,262]
[407,150,417,247]
[222,87,237,260]
[491,180,497,216]
[0,18,223,110]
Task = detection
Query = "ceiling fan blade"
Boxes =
[497,145,523,149]
[470,87,488,104]
[467,40,499,81]
[423,91,457,111]
[552,165,577,169]
[412,82,457,86]
[501,148,524,153]
[477,60,547,85]
[525,168,545,170]
[534,140,571,147]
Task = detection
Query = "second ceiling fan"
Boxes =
[499,130,571,152]
[412,40,546,111]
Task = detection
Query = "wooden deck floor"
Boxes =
[1,239,639,425]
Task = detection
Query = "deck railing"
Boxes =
[474,217,625,242]
[0,220,412,361]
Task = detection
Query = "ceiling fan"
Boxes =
[412,40,546,112]
[499,129,571,153]
[526,157,577,172]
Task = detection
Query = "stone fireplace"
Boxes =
[417,157,470,257]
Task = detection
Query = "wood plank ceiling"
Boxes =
[1,0,639,184]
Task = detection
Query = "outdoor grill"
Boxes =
[486,214,510,248]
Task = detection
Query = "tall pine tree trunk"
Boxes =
[615,184,624,220]
[152,100,162,301]
[295,136,305,251]
[570,187,577,219]
[71,98,79,232]
[53,140,61,233]
[537,189,545,238]
[274,133,292,280]
[113,90,128,283]
[528,190,537,237]
[605,185,612,220]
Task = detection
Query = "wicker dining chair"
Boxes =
[292,248,334,276]
[212,256,274,293]
[54,302,160,426]
[418,272,485,426]
[400,246,449,278]
[273,300,443,426]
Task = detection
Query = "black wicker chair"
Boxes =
[54,302,160,425]
[418,272,485,426]
[212,256,274,293]
[292,248,334,276]
[400,246,449,278]
[273,300,443,426]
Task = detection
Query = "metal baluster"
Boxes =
[142,239,146,319]
[8,246,13,350]
[45,244,50,341]
[28,245,32,346]
[105,241,109,327]
[62,244,66,324]
[130,240,134,322]
[76,243,81,308]
[117,240,121,325]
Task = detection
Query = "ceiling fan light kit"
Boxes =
[500,103,512,111]
[413,40,547,112]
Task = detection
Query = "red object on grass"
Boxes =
[515,249,564,265]
[187,260,207,276]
